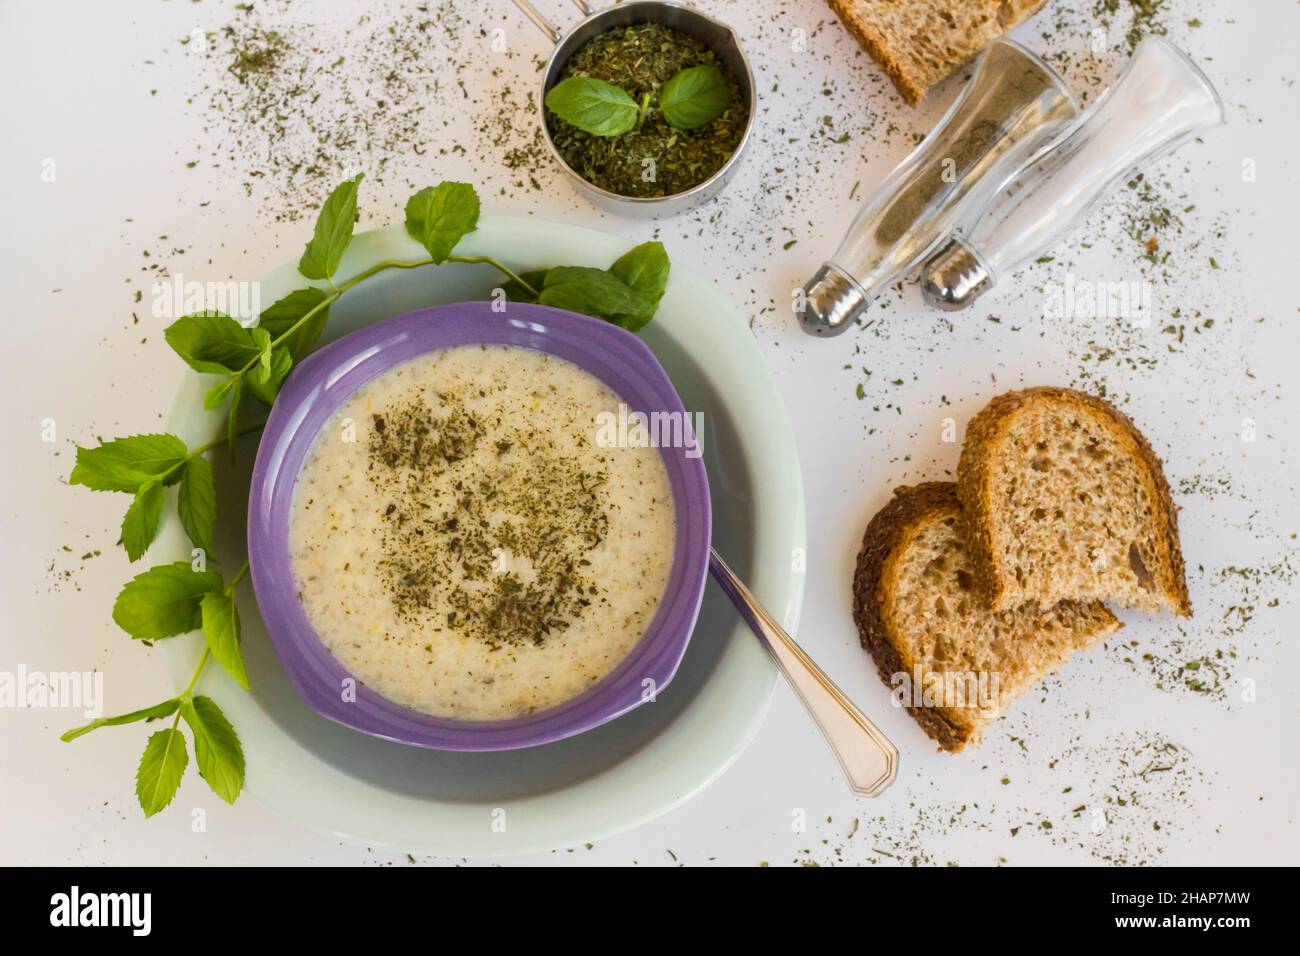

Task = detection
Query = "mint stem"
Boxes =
[225,559,250,595]
[229,255,541,389]
[183,649,210,699]
[334,257,435,292]
[446,255,539,297]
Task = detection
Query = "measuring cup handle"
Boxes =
[511,0,561,44]
[511,0,593,45]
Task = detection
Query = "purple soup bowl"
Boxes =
[247,301,711,751]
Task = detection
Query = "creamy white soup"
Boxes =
[289,344,675,720]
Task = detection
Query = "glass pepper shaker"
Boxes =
[799,39,1079,337]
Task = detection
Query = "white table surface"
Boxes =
[2,0,1297,866]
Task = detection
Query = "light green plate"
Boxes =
[159,218,805,857]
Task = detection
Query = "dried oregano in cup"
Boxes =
[544,23,748,198]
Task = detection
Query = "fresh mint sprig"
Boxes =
[63,178,672,817]
[69,559,250,817]
[503,241,670,334]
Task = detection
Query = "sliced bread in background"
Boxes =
[853,482,1120,752]
[827,0,1049,106]
[958,387,1192,617]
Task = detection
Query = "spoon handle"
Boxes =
[708,547,898,797]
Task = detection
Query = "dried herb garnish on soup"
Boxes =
[545,23,748,198]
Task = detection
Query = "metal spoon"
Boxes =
[708,548,898,797]
[514,0,895,795]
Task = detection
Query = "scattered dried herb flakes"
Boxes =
[1106,539,1295,703]
[175,1,555,221]
[790,732,1207,866]
[45,544,103,593]
[1093,0,1171,55]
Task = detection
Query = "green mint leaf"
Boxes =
[544,76,639,137]
[256,287,331,360]
[181,695,244,804]
[121,479,164,562]
[62,698,180,742]
[71,436,186,493]
[538,267,652,325]
[227,379,244,465]
[136,727,188,817]
[165,312,270,375]
[70,434,189,493]
[201,591,249,690]
[112,561,223,640]
[609,241,670,301]
[177,458,216,554]
[299,174,363,280]
[607,241,670,331]
[246,346,293,406]
[659,64,730,130]
[500,269,548,304]
[404,182,480,263]
[203,379,234,411]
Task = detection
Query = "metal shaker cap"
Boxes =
[920,238,993,311]
[799,263,871,336]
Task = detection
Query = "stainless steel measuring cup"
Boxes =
[511,0,757,218]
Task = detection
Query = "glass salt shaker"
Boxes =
[799,38,1079,337]
[920,38,1225,311]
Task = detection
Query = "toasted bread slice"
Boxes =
[827,0,1049,106]
[957,387,1191,617]
[853,483,1119,752]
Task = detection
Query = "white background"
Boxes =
[2,0,1297,865]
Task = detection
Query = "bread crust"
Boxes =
[826,0,1049,106]
[828,0,926,106]
[852,482,977,752]
[956,386,1191,617]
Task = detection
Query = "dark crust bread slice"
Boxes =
[956,386,1191,617]
[852,482,978,752]
[826,0,1049,106]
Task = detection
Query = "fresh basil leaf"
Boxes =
[246,346,292,406]
[659,64,730,130]
[404,182,480,263]
[544,76,639,137]
[121,479,163,562]
[112,561,223,640]
[165,312,270,375]
[500,269,548,303]
[299,174,363,280]
[177,458,216,554]
[136,728,188,818]
[201,591,249,690]
[538,267,652,324]
[70,434,189,493]
[62,698,179,743]
[203,379,234,411]
[607,241,670,331]
[181,695,244,804]
[257,287,331,360]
